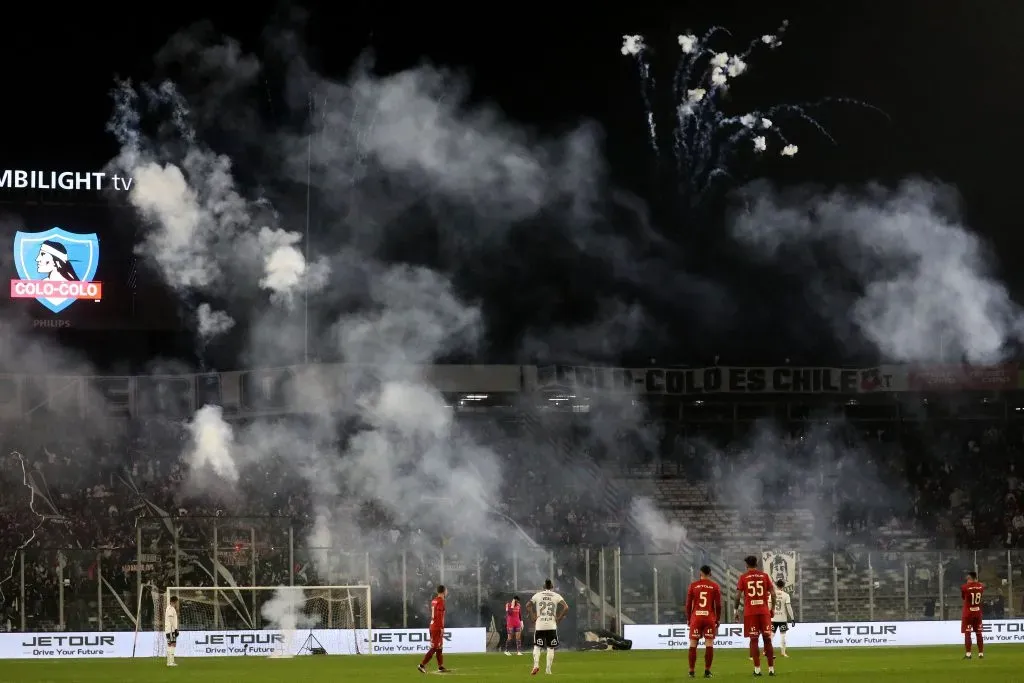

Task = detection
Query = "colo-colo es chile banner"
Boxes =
[537,366,899,395]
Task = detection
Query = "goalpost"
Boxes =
[148,585,372,658]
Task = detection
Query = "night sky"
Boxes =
[3,1,1021,366]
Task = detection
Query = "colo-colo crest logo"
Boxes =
[10,227,102,313]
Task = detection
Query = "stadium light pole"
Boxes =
[303,92,313,366]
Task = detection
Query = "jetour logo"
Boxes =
[10,227,102,313]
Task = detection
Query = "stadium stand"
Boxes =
[1,364,1023,639]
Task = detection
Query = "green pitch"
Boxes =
[3,646,1019,681]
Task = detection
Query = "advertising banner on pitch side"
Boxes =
[0,628,487,659]
[624,619,1024,650]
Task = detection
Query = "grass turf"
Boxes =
[2,646,1019,682]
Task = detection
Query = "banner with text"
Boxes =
[536,365,906,395]
[0,628,487,659]
[624,619,1024,650]
[907,364,1018,392]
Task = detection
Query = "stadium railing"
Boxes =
[618,548,1024,626]
[4,525,1021,634]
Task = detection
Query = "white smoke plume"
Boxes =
[732,179,1023,363]
[261,587,317,644]
[183,404,238,486]
[630,497,687,552]
[196,303,235,340]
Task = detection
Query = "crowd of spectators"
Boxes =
[1,401,1022,632]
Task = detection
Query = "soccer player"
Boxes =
[685,565,721,679]
[961,571,985,659]
[526,579,568,676]
[164,595,179,667]
[418,585,449,673]
[736,555,776,677]
[505,595,524,655]
[771,579,796,658]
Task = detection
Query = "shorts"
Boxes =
[535,629,559,648]
[961,616,983,634]
[743,614,772,637]
[429,629,445,649]
[771,621,789,633]
[506,623,522,634]
[688,618,717,639]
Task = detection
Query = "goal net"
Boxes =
[150,585,372,658]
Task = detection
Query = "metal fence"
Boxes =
[3,520,1021,635]
[619,548,1024,626]
[0,517,565,634]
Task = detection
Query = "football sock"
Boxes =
[533,645,541,668]
[780,631,787,651]
[976,633,984,654]
[546,647,555,671]
[750,638,761,667]
[420,648,434,666]
[763,635,775,665]
[704,645,714,670]
[965,633,972,654]
[688,646,698,671]
[437,651,444,668]
[167,645,175,664]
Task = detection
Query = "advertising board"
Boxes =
[0,627,487,659]
[624,619,1024,650]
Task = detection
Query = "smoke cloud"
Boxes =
[731,179,1022,363]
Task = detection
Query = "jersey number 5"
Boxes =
[746,581,765,597]
[698,591,709,607]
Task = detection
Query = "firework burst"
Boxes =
[622,22,874,214]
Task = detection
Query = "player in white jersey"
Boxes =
[525,579,568,676]
[770,580,796,657]
[164,596,180,667]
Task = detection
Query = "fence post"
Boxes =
[832,553,839,620]
[250,527,257,620]
[973,550,979,576]
[19,550,25,632]
[439,549,445,585]
[937,553,945,621]
[288,525,294,587]
[868,553,874,622]
[653,566,659,625]
[599,548,607,629]
[174,522,180,588]
[903,557,910,620]
[58,554,65,632]
[584,548,591,629]
[476,554,482,627]
[512,548,518,591]
[797,554,804,623]
[135,527,142,614]
[614,547,623,638]
[97,552,103,631]
[1008,551,1014,618]
[213,522,219,629]
[401,550,408,629]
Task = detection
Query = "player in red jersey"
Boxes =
[504,595,524,655]
[685,565,722,679]
[418,585,450,673]
[735,555,776,677]
[961,571,985,659]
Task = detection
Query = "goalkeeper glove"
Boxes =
[789,621,796,628]
[173,630,180,638]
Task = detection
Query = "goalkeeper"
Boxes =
[165,596,180,667]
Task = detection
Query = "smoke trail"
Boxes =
[261,587,316,652]
[622,22,876,215]
[0,452,53,604]
[731,179,1023,363]
[630,498,687,552]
